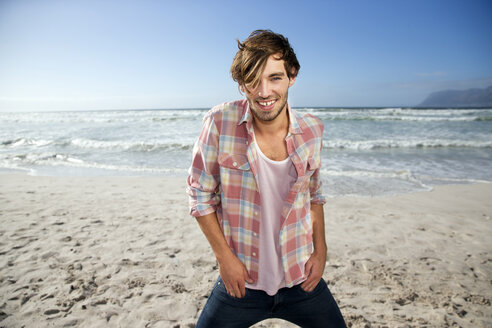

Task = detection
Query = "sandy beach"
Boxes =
[0,173,491,327]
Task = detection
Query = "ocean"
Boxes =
[1,107,491,197]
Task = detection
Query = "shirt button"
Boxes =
[253,232,258,237]
[254,211,258,216]
[233,162,238,167]
[252,252,257,257]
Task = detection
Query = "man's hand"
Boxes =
[218,253,254,298]
[300,249,326,292]
[195,212,254,298]
[301,203,327,292]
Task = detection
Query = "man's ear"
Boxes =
[239,84,245,93]
[288,68,297,87]
[289,76,297,87]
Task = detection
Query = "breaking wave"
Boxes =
[323,138,492,150]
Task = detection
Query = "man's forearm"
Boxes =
[196,212,253,297]
[310,203,327,255]
[196,212,235,262]
[301,202,327,291]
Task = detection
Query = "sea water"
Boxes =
[1,107,491,197]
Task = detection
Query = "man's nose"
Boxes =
[257,81,270,98]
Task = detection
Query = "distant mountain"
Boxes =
[419,85,492,107]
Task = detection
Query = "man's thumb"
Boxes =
[304,259,313,276]
[244,268,254,284]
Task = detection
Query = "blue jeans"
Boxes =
[196,277,347,328]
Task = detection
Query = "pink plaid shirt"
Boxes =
[186,99,326,287]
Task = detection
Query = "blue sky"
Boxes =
[1,0,491,111]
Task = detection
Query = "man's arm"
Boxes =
[301,118,327,292]
[196,212,253,298]
[300,202,327,292]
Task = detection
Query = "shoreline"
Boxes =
[1,174,491,327]
[2,166,490,199]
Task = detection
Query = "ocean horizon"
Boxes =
[1,106,491,197]
[3,104,492,113]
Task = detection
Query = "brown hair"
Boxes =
[230,30,300,90]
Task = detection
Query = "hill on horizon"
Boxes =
[419,85,492,107]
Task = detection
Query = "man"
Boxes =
[187,30,346,327]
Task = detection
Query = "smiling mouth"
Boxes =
[257,99,276,108]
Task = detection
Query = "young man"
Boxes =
[187,30,346,327]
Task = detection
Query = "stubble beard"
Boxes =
[248,94,288,123]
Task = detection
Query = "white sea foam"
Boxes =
[0,152,187,176]
[3,136,490,153]
[321,168,430,188]
[323,138,492,150]
[0,109,207,124]
[69,138,194,151]
[297,107,492,122]
[418,175,492,184]
[1,107,491,196]
[1,138,54,148]
[0,137,194,151]
[37,160,188,175]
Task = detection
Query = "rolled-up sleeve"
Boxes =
[309,122,326,206]
[309,166,326,205]
[186,113,221,217]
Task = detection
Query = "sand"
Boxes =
[0,173,491,327]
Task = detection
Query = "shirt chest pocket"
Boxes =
[218,153,251,171]
[218,153,253,194]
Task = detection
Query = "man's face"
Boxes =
[243,55,296,123]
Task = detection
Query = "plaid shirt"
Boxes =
[187,99,326,287]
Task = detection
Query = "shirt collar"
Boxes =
[238,100,303,135]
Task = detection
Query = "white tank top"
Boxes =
[245,134,297,295]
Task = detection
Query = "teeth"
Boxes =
[258,100,275,106]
